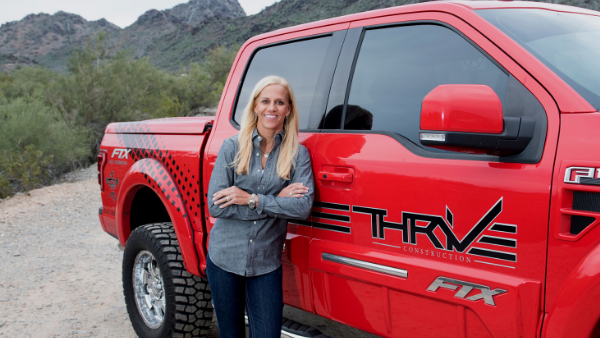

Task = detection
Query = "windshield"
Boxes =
[477,9,600,111]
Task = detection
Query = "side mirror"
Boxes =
[419,84,534,156]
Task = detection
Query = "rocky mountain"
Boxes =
[0,0,246,71]
[167,0,245,26]
[0,11,121,71]
[0,0,598,72]
[121,0,245,58]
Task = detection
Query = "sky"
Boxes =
[0,0,280,28]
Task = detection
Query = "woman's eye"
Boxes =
[262,100,269,104]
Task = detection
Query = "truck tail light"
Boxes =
[98,151,107,191]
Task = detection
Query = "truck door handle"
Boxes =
[319,171,353,183]
[318,166,354,188]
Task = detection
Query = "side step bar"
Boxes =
[244,315,331,338]
[281,317,331,338]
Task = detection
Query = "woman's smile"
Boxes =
[255,84,290,132]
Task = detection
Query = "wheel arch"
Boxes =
[544,242,600,338]
[129,187,171,232]
[117,158,202,276]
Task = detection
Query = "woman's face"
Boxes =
[254,84,291,134]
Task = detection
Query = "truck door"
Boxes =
[202,28,347,312]
[308,13,560,338]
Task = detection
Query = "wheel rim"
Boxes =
[133,250,166,329]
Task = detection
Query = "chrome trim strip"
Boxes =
[322,253,407,278]
[474,260,515,269]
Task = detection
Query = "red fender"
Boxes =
[544,242,600,338]
[117,158,201,276]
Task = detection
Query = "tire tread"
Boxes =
[124,222,213,338]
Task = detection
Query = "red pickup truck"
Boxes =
[98,1,600,337]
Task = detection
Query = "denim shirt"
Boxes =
[207,129,315,276]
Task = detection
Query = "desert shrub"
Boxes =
[172,45,239,115]
[0,66,56,102]
[173,62,213,114]
[0,34,240,197]
[47,33,187,150]
[0,97,90,183]
[0,145,53,198]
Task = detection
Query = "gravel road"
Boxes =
[0,166,378,338]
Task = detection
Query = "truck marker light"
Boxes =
[427,276,506,306]
[420,133,445,142]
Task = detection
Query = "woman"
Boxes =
[206,75,314,338]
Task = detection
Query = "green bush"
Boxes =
[0,97,90,185]
[0,66,56,102]
[0,33,240,197]
[0,145,53,198]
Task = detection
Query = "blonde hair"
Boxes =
[233,75,299,180]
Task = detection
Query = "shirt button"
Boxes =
[254,221,256,224]
[256,153,259,156]
[250,239,253,243]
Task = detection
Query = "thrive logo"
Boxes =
[353,198,517,263]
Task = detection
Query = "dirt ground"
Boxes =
[0,166,377,338]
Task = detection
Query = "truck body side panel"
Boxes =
[544,242,600,338]
[116,158,201,275]
[545,113,600,335]
[303,10,560,338]
[99,117,212,276]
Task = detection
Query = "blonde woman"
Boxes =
[207,75,314,338]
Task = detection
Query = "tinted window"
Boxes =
[478,9,600,111]
[345,24,508,148]
[233,37,332,129]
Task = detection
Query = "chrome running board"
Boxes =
[244,315,331,338]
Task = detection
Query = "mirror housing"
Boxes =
[419,84,534,156]
[421,84,504,134]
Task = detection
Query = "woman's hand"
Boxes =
[278,183,308,198]
[213,186,251,209]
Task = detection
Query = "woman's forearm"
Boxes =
[255,193,313,220]
[208,202,266,220]
[256,147,315,219]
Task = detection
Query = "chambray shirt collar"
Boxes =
[252,127,285,144]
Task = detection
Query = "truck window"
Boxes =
[477,9,600,111]
[345,24,509,148]
[233,36,332,129]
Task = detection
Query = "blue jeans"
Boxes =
[206,254,283,338]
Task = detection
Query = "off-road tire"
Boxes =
[123,223,213,338]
